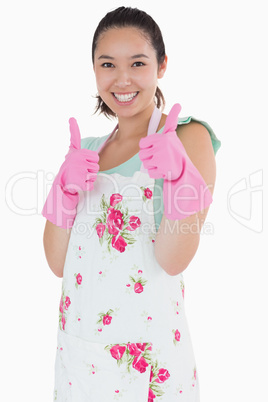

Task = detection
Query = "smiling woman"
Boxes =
[93,26,167,121]
[92,7,167,119]
[42,6,221,401]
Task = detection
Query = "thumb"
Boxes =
[162,103,182,134]
[69,117,81,150]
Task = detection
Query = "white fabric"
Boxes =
[54,107,200,401]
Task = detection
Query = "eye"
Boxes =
[101,62,115,68]
[133,61,145,67]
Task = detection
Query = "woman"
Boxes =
[42,6,221,401]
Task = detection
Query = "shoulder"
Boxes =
[176,120,214,159]
[176,119,217,193]
[176,116,221,155]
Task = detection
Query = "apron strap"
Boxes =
[140,106,162,173]
[96,106,162,173]
[96,124,118,154]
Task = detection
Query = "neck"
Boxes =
[114,103,156,142]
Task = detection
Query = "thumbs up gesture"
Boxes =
[139,104,182,180]
[139,103,213,220]
[42,118,99,229]
[63,117,99,193]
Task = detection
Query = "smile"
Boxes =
[112,92,139,103]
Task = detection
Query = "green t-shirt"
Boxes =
[81,116,221,230]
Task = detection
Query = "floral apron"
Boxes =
[54,107,200,401]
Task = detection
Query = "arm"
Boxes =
[43,221,71,278]
[41,119,99,278]
[154,122,216,275]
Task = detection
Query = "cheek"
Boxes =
[95,70,113,91]
[136,68,158,89]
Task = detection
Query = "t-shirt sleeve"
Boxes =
[177,116,221,155]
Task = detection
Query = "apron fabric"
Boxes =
[54,108,200,401]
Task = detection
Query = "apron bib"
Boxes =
[54,108,200,401]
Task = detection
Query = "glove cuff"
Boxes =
[42,180,79,229]
[163,167,213,220]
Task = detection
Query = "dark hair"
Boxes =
[92,6,166,118]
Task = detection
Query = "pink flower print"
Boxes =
[107,209,124,235]
[111,235,127,253]
[126,216,141,231]
[110,193,123,207]
[134,282,144,294]
[180,280,185,299]
[61,314,66,331]
[59,296,64,313]
[127,343,142,357]
[144,187,153,199]
[65,296,71,310]
[155,368,170,384]
[126,283,131,287]
[148,387,156,401]
[129,274,147,294]
[173,329,181,346]
[138,270,143,274]
[115,390,119,393]
[110,344,126,360]
[103,315,112,326]
[107,224,119,236]
[76,273,82,285]
[141,186,153,202]
[96,223,106,238]
[175,329,181,342]
[93,194,140,253]
[147,316,152,321]
[97,309,114,330]
[132,355,149,373]
[149,366,154,382]
[136,343,147,352]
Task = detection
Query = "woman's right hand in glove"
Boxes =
[42,118,99,229]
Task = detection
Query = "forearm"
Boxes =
[43,220,71,277]
[154,210,208,276]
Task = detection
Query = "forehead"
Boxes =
[95,27,154,58]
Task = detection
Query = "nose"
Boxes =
[114,69,131,89]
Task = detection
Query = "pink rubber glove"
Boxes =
[139,104,212,220]
[42,118,99,229]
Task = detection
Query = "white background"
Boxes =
[1,0,267,400]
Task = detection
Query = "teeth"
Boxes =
[113,92,138,102]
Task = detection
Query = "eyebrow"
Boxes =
[98,54,149,60]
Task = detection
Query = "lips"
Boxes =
[112,92,139,102]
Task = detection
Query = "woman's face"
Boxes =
[93,27,167,119]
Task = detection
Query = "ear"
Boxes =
[158,54,168,79]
